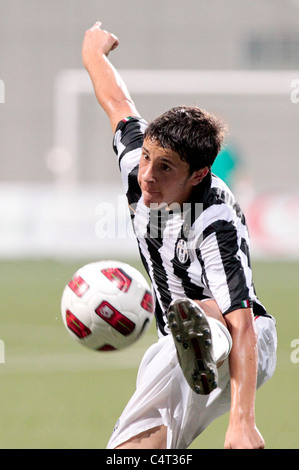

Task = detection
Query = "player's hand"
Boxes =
[224,422,265,449]
[82,21,119,70]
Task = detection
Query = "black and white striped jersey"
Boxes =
[113,116,269,337]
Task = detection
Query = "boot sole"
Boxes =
[167,298,218,395]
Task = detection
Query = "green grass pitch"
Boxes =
[0,258,298,449]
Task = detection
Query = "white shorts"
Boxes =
[106,315,277,449]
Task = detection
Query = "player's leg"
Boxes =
[115,425,167,449]
[107,301,232,449]
[167,298,232,395]
[196,298,227,327]
[195,299,232,365]
[106,336,174,450]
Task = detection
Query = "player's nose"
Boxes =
[143,163,157,183]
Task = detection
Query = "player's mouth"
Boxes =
[141,185,160,195]
[142,189,163,206]
[144,190,160,195]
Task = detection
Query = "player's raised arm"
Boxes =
[82,22,139,133]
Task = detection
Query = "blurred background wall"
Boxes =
[0,0,298,259]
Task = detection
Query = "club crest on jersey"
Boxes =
[176,239,189,264]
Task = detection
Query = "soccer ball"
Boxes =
[61,260,154,351]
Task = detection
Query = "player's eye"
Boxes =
[161,163,171,171]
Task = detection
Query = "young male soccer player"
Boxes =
[82,22,277,449]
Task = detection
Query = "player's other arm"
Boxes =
[224,307,264,449]
[82,22,139,133]
[198,222,263,448]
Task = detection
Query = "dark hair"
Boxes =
[144,106,227,173]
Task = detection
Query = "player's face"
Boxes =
[138,138,208,208]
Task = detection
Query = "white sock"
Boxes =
[207,317,232,364]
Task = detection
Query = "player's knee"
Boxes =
[194,299,227,328]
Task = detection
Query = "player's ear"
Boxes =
[190,167,209,186]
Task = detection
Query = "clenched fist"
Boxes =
[82,21,119,71]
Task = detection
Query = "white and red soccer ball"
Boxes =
[61,260,154,351]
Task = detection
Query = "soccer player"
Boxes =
[82,22,277,449]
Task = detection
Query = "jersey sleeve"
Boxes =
[113,117,147,168]
[195,211,254,315]
[113,117,148,198]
